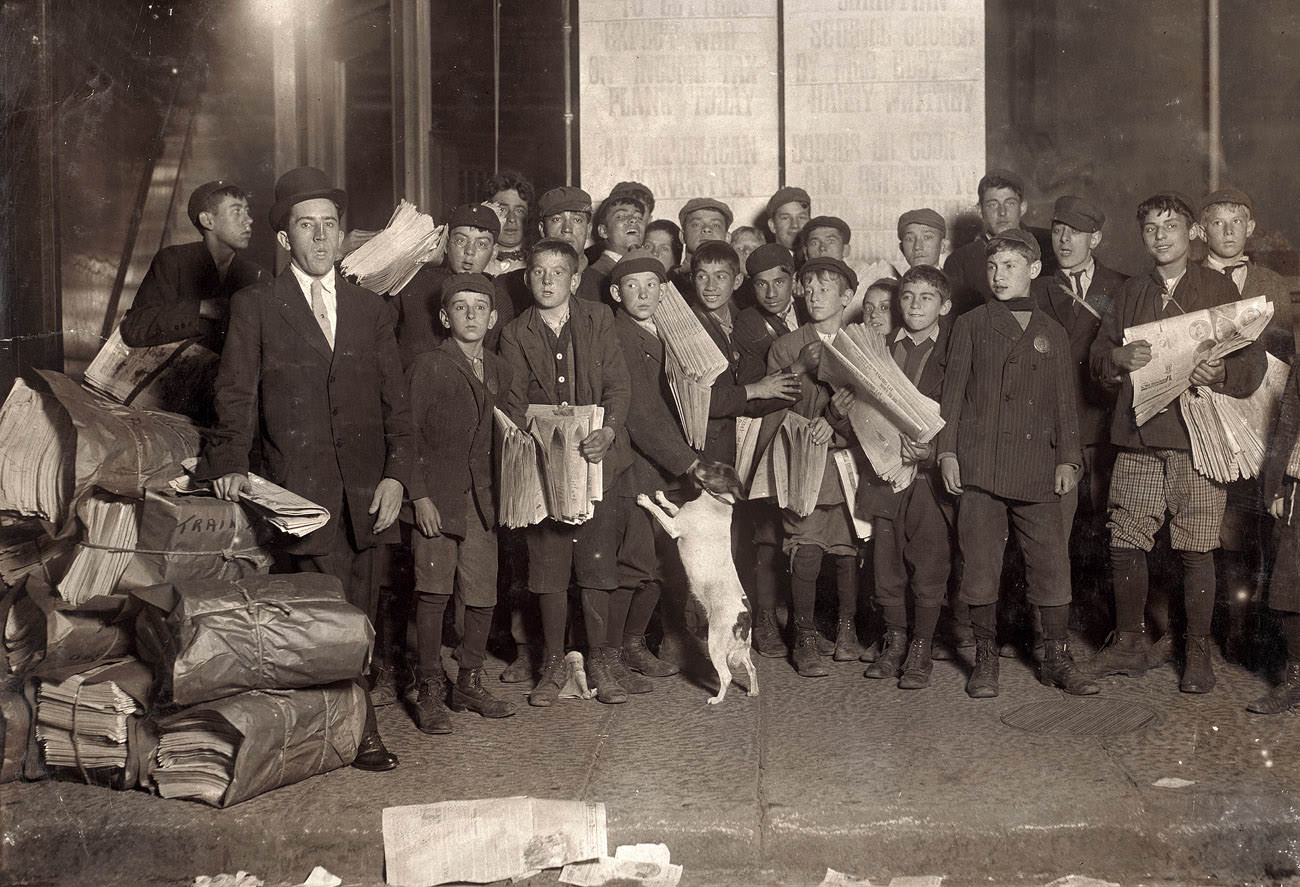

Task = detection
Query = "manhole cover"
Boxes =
[1001,698,1156,735]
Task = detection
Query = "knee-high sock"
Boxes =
[1110,547,1149,633]
[834,554,858,621]
[970,602,997,641]
[881,604,908,632]
[913,604,940,640]
[1039,603,1069,641]
[754,542,780,610]
[1181,550,1216,636]
[624,581,661,640]
[580,587,611,652]
[538,592,568,658]
[1280,612,1300,665]
[459,605,493,670]
[790,545,822,622]
[606,587,633,648]
[415,591,451,678]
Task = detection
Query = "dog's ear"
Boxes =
[715,461,746,500]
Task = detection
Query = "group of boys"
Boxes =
[125,165,1300,772]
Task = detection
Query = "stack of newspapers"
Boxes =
[154,708,238,805]
[57,495,139,606]
[652,282,729,449]
[494,408,547,528]
[749,412,827,517]
[340,200,447,296]
[1126,295,1273,426]
[36,660,142,772]
[494,405,606,526]
[819,323,944,491]
[1181,352,1289,482]
[81,327,219,421]
[170,461,330,538]
[0,379,74,522]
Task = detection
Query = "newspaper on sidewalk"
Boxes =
[561,841,682,887]
[1124,294,1272,425]
[339,200,446,296]
[382,797,608,887]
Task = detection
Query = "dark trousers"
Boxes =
[957,486,1070,608]
[874,479,952,612]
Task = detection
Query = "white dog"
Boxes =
[636,461,757,704]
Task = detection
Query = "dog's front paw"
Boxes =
[746,687,759,697]
[707,694,724,705]
[635,493,653,507]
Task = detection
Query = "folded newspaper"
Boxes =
[340,200,447,296]
[1125,295,1272,426]
[82,327,220,421]
[171,462,329,537]
[652,282,729,449]
[36,658,149,772]
[749,411,828,517]
[527,404,605,525]
[493,408,547,528]
[1181,352,1289,483]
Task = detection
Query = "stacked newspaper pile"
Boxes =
[819,324,944,491]
[0,379,74,522]
[1181,352,1289,482]
[340,200,447,296]
[494,408,547,528]
[1126,295,1273,425]
[750,412,827,517]
[36,660,142,771]
[154,709,238,805]
[652,282,729,449]
[528,404,605,524]
[171,464,329,537]
[82,327,219,420]
[57,496,139,605]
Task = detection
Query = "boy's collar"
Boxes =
[453,337,486,361]
[895,325,940,344]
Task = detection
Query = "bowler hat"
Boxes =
[269,167,347,230]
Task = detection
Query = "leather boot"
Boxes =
[352,731,399,771]
[753,608,786,658]
[1180,634,1216,694]
[369,662,398,707]
[897,638,933,690]
[791,617,829,677]
[413,674,452,735]
[611,649,654,694]
[501,643,534,683]
[858,638,881,663]
[450,668,517,718]
[814,629,835,657]
[965,637,1000,698]
[833,618,866,661]
[1086,629,1151,677]
[586,647,628,704]
[1247,662,1300,714]
[864,628,907,679]
[1039,639,1100,696]
[528,652,565,707]
[622,634,679,677]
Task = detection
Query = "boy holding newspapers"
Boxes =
[1088,193,1266,695]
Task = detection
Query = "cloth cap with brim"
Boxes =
[538,186,593,218]
[1201,187,1255,217]
[609,255,667,287]
[799,256,858,292]
[746,243,796,278]
[978,168,1025,199]
[767,186,811,218]
[805,215,852,244]
[896,208,946,239]
[678,197,734,230]
[986,228,1042,261]
[188,180,237,228]
[1052,196,1105,233]
[448,203,501,238]
[441,272,497,308]
[269,167,347,230]
[599,181,655,226]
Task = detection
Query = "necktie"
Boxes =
[470,356,484,382]
[1069,270,1086,316]
[310,279,333,349]
[1220,263,1246,293]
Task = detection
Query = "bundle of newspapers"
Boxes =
[0,378,75,523]
[340,200,447,296]
[530,404,605,524]
[652,282,729,449]
[1125,295,1273,426]
[36,659,146,773]
[493,408,547,528]
[1181,352,1289,483]
[749,412,828,517]
[818,323,944,491]
[170,464,329,538]
[81,327,220,422]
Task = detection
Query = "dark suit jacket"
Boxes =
[406,339,516,538]
[120,241,266,351]
[734,300,810,390]
[395,263,514,366]
[1090,263,1267,451]
[1031,260,1127,446]
[937,300,1081,503]
[1214,259,1296,361]
[497,297,632,491]
[942,225,1056,320]
[613,312,699,495]
[197,271,414,555]
[692,300,770,464]
[857,326,952,519]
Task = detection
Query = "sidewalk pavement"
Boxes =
[3,635,1299,887]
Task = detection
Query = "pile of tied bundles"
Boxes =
[0,371,370,805]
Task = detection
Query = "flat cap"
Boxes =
[1201,187,1255,217]
[897,208,946,239]
[1051,196,1105,233]
[599,181,655,225]
[609,254,667,286]
[799,256,858,292]
[188,180,238,228]
[746,243,795,278]
[538,186,593,218]
[678,197,734,230]
[767,186,811,218]
[447,203,500,237]
[441,272,497,307]
[805,215,852,243]
[986,228,1041,261]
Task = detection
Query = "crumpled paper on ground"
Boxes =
[818,871,942,887]
[193,873,262,887]
[559,650,596,699]
[561,842,680,886]
[294,866,341,887]
[1042,877,1120,887]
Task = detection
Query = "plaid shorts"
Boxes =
[1107,447,1227,553]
